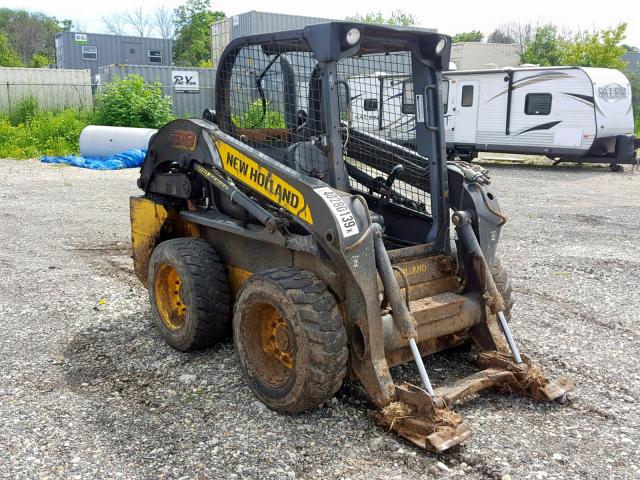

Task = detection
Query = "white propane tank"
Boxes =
[79,125,158,157]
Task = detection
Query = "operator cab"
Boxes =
[214,22,451,248]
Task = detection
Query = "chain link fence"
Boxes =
[0,82,94,114]
[0,81,216,119]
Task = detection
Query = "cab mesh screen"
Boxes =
[220,44,430,213]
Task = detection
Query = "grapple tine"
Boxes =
[377,383,473,452]
[476,351,575,401]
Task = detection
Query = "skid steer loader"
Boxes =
[130,22,574,451]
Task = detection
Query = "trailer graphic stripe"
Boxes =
[215,140,313,224]
[514,120,562,136]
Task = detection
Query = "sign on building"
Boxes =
[172,70,199,93]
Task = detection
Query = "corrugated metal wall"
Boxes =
[55,32,173,81]
[624,52,640,74]
[211,19,232,67]
[211,11,437,65]
[230,11,333,38]
[0,67,92,112]
[98,64,216,118]
[450,43,521,70]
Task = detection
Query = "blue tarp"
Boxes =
[41,149,147,170]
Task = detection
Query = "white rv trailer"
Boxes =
[346,66,638,169]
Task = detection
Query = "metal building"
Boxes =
[98,64,216,118]
[211,11,436,66]
[624,51,640,74]
[55,32,172,82]
[450,43,521,70]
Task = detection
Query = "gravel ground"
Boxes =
[1,159,639,480]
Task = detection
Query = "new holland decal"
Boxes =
[215,140,313,224]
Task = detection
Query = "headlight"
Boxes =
[345,28,361,46]
[435,38,446,55]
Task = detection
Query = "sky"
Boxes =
[3,0,639,47]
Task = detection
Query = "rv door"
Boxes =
[454,81,479,144]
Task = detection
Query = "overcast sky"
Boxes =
[4,0,639,47]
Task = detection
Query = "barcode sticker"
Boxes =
[415,94,424,123]
[315,187,360,238]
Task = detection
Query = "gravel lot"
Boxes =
[1,159,639,480]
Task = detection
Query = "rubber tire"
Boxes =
[233,268,348,413]
[491,256,513,321]
[148,238,231,351]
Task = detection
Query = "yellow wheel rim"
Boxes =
[245,302,295,388]
[154,263,187,330]
[261,306,294,370]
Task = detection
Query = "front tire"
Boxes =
[148,238,231,351]
[233,268,348,413]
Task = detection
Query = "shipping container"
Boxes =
[211,11,436,65]
[0,67,92,112]
[98,64,216,118]
[449,43,520,70]
[55,32,173,82]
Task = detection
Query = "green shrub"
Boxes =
[232,99,286,129]
[94,74,174,129]
[0,109,92,159]
[8,96,40,126]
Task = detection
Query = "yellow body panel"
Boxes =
[215,140,313,224]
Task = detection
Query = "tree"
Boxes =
[487,28,516,44]
[0,33,22,67]
[102,13,127,35]
[562,23,628,69]
[346,10,417,26]
[0,8,71,64]
[173,0,225,66]
[124,7,152,37]
[452,31,483,43]
[30,52,51,67]
[521,24,564,66]
[489,23,535,59]
[154,6,175,39]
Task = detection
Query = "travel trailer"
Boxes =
[347,66,638,170]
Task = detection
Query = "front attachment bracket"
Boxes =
[377,383,473,453]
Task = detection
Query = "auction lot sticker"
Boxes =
[315,187,360,238]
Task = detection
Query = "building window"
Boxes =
[401,80,415,114]
[148,50,162,64]
[130,48,136,54]
[525,93,552,115]
[461,85,474,107]
[363,98,378,111]
[442,80,449,114]
[81,46,97,61]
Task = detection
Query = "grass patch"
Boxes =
[0,108,93,159]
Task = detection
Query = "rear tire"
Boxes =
[148,238,231,351]
[233,268,348,413]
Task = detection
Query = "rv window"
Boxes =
[149,50,162,64]
[81,46,97,61]
[401,81,415,114]
[525,93,552,115]
[363,98,378,111]
[461,85,473,107]
[442,80,449,114]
